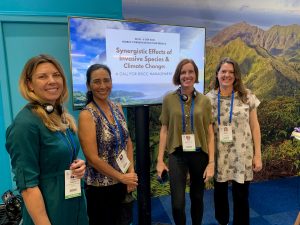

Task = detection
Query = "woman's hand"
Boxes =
[126,168,137,192]
[119,172,138,186]
[127,184,137,193]
[156,160,169,178]
[253,155,262,172]
[203,162,214,182]
[70,159,86,179]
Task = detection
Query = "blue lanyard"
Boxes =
[218,90,234,125]
[58,128,77,164]
[92,100,125,154]
[179,95,195,134]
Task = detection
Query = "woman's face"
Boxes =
[88,68,112,101]
[179,62,196,89]
[217,62,235,89]
[27,62,63,105]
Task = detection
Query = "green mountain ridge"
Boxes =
[207,22,300,63]
[205,38,300,100]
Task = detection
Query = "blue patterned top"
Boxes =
[83,101,129,186]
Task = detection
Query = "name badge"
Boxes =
[65,170,81,199]
[116,150,131,174]
[219,125,233,143]
[182,134,196,152]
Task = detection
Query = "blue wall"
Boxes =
[0,0,121,17]
[0,0,122,199]
[0,84,12,193]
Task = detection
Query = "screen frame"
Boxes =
[68,16,206,110]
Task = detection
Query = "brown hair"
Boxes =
[210,57,248,103]
[172,59,199,85]
[19,54,76,132]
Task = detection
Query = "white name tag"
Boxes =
[182,134,196,152]
[65,170,81,199]
[219,125,233,143]
[116,150,131,174]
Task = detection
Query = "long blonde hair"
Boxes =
[19,54,76,132]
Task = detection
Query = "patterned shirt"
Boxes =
[83,101,129,187]
[206,89,260,183]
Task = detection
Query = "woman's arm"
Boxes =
[126,137,135,173]
[207,124,215,164]
[249,108,262,172]
[116,104,138,191]
[156,125,169,177]
[203,124,215,182]
[78,110,137,185]
[22,187,51,225]
[6,111,51,224]
[125,137,138,192]
[117,104,135,173]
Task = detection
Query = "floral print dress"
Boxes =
[206,89,260,183]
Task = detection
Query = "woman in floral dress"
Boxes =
[206,57,262,225]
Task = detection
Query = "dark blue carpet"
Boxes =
[133,176,300,225]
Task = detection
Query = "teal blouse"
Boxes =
[6,105,88,225]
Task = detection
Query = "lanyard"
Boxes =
[218,89,234,125]
[92,100,125,154]
[58,128,77,164]
[179,95,195,134]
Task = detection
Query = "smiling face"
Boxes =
[179,62,196,90]
[217,62,235,89]
[27,62,63,105]
[88,68,112,101]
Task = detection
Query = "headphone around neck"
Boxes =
[177,87,197,102]
[31,102,63,115]
[44,103,55,114]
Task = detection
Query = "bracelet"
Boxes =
[208,161,215,164]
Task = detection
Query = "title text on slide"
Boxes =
[115,48,172,70]
[116,48,169,55]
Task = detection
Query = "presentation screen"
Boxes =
[68,17,206,108]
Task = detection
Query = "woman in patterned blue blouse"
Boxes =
[78,64,138,225]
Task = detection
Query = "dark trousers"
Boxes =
[169,149,208,225]
[214,180,250,225]
[85,183,127,225]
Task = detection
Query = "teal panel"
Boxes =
[0,84,12,199]
[3,20,72,117]
[0,0,122,18]
[0,17,93,192]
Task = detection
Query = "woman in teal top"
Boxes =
[6,54,88,225]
